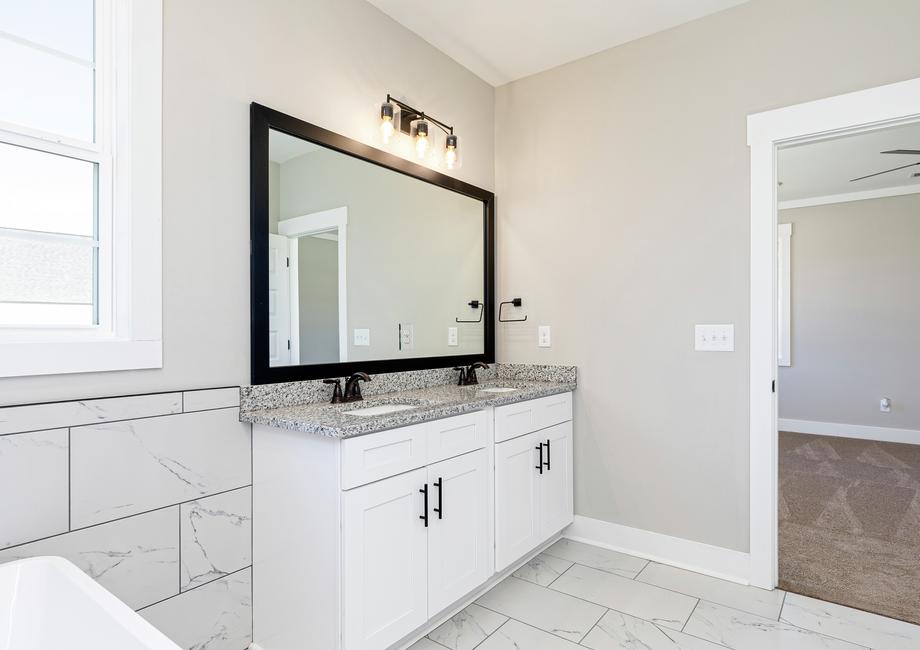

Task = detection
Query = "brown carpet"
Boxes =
[779,431,920,624]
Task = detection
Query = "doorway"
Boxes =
[747,77,920,594]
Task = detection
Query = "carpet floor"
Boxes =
[779,431,920,624]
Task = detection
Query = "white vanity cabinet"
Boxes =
[494,393,574,571]
[251,390,573,650]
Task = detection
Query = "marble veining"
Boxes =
[181,488,252,591]
[240,377,575,438]
[427,603,508,650]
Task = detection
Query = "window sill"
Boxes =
[0,339,162,378]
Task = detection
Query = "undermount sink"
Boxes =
[478,387,519,393]
[0,556,180,650]
[343,403,418,417]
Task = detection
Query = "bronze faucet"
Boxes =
[454,362,489,386]
[324,372,371,404]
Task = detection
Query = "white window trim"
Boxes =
[0,0,162,377]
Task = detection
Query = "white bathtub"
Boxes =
[0,556,180,650]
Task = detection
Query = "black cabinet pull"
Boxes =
[535,442,544,474]
[544,439,551,471]
[419,483,429,527]
[433,477,443,519]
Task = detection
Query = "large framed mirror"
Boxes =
[250,103,495,384]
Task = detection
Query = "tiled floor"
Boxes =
[409,538,920,650]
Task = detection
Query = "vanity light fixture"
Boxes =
[379,94,460,169]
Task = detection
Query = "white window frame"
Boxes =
[0,0,162,377]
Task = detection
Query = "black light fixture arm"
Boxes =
[386,94,454,135]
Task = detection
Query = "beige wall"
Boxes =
[0,0,494,405]
[495,0,920,551]
[778,194,920,430]
[297,236,339,364]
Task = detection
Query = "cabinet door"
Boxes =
[494,431,541,571]
[427,449,491,614]
[342,467,428,650]
[539,421,574,537]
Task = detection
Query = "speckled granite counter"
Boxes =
[240,370,575,438]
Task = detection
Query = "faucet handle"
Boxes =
[453,367,467,386]
[323,378,343,404]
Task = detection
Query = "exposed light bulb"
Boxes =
[380,102,395,144]
[445,134,458,170]
[415,120,429,159]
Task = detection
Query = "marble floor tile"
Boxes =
[636,562,786,619]
[550,563,697,631]
[781,592,920,650]
[477,619,584,650]
[476,576,604,643]
[581,609,725,650]
[513,552,574,587]
[407,638,448,650]
[543,538,648,578]
[426,603,507,650]
[684,600,865,649]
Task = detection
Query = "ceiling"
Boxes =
[778,121,920,203]
[365,0,751,86]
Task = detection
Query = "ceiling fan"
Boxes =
[850,149,920,182]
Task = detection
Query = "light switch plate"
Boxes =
[447,327,458,347]
[538,325,551,348]
[695,324,734,352]
[354,328,370,347]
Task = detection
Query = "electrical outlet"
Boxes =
[399,323,414,351]
[353,328,370,347]
[538,325,551,347]
[695,324,734,352]
[447,327,458,347]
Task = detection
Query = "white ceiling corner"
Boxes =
[366,0,752,86]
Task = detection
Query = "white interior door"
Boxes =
[495,431,541,571]
[539,421,574,537]
[342,468,428,650]
[427,449,491,614]
[268,233,291,366]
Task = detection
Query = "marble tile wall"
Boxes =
[0,387,251,650]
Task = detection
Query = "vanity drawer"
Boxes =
[426,410,490,464]
[341,423,428,490]
[494,392,572,443]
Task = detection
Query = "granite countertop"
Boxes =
[239,378,576,438]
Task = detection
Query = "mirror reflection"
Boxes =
[268,129,485,367]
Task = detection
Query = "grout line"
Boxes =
[577,608,609,644]
[177,505,182,592]
[681,599,701,632]
[778,590,787,621]
[67,427,72,532]
[136,565,252,613]
[0,484,253,553]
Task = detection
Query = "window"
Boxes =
[0,0,162,377]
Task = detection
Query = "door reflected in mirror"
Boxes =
[267,129,485,368]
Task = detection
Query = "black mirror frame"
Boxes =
[250,103,495,385]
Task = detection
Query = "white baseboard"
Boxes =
[779,418,920,445]
[564,515,751,585]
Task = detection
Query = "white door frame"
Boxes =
[747,77,920,589]
[279,207,348,362]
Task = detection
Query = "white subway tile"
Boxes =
[0,429,69,549]
[0,393,182,436]
[183,388,240,413]
[181,487,252,591]
[141,567,252,650]
[71,409,251,528]
[0,507,179,610]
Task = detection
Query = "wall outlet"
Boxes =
[880,397,891,413]
[399,323,414,351]
[695,324,734,352]
[447,327,458,347]
[353,328,370,347]
[538,325,551,348]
